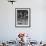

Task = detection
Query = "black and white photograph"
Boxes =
[15,8,31,27]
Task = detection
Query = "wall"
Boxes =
[0,0,46,42]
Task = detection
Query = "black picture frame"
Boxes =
[15,8,31,28]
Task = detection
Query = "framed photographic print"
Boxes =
[15,8,31,27]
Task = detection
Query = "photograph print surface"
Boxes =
[15,8,31,27]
